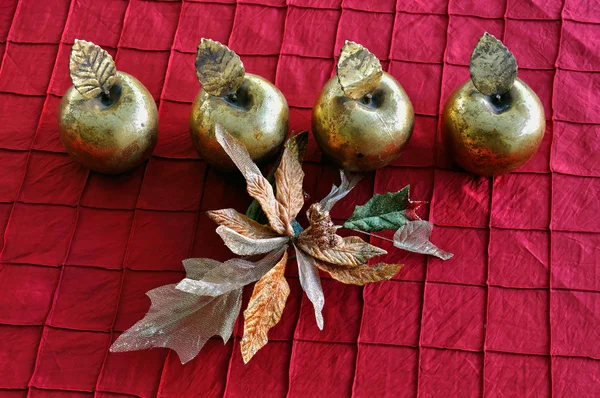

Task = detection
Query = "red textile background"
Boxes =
[0,0,599,396]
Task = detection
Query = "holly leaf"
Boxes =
[297,235,386,266]
[176,246,287,297]
[215,124,292,236]
[275,131,308,222]
[216,225,289,256]
[207,208,279,239]
[195,38,245,97]
[240,251,289,363]
[393,220,453,260]
[110,284,242,364]
[344,185,425,232]
[69,39,117,99]
[315,261,402,286]
[294,244,324,330]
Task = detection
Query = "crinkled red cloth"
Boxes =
[0,0,598,396]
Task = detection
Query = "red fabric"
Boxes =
[0,0,598,396]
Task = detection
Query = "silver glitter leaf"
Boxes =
[294,244,325,330]
[320,171,362,212]
[181,257,222,281]
[216,225,289,256]
[393,220,453,260]
[110,284,242,364]
[176,246,287,296]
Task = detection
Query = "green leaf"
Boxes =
[291,219,304,236]
[344,185,423,232]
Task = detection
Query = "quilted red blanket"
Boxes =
[0,0,598,396]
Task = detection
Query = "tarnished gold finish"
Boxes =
[69,39,117,100]
[442,33,544,176]
[190,74,288,170]
[59,71,158,174]
[336,41,383,100]
[312,72,414,171]
[442,78,545,176]
[470,33,517,97]
[195,39,245,97]
[190,38,288,171]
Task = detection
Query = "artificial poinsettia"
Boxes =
[111,124,451,365]
[202,125,401,362]
[110,125,399,364]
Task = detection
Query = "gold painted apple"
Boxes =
[58,40,158,174]
[312,41,414,171]
[442,33,545,176]
[190,39,289,170]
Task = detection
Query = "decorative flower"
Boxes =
[111,124,451,364]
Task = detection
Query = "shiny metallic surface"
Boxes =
[442,78,545,176]
[190,73,289,171]
[312,72,414,172]
[58,71,158,174]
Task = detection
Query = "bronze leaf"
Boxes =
[297,235,387,266]
[314,260,403,286]
[274,131,308,222]
[207,208,280,239]
[240,251,290,363]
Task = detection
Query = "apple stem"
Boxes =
[100,92,112,106]
[362,93,372,105]
[227,92,238,103]
[489,93,502,107]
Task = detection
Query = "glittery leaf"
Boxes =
[344,185,425,232]
[240,251,289,363]
[275,131,308,222]
[245,173,274,225]
[315,260,402,285]
[207,208,279,239]
[297,234,387,266]
[320,171,362,212]
[195,38,245,97]
[294,244,324,330]
[110,284,242,364]
[216,225,289,256]
[393,220,453,260]
[215,124,291,236]
[69,39,117,99]
[247,174,292,236]
[297,203,343,252]
[176,246,287,296]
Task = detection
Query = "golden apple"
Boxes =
[190,39,288,170]
[312,41,414,171]
[442,33,545,176]
[58,40,158,174]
